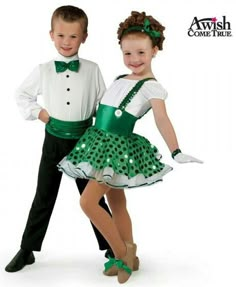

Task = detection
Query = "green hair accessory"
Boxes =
[122,18,161,39]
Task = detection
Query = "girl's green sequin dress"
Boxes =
[58,78,172,188]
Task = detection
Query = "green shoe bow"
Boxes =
[104,257,132,274]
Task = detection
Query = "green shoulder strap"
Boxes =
[118,77,156,111]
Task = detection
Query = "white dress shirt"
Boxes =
[15,54,106,121]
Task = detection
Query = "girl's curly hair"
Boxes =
[117,11,165,50]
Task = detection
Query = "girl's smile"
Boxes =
[121,34,158,77]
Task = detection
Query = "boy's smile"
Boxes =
[50,18,87,57]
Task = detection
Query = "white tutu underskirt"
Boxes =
[58,157,173,189]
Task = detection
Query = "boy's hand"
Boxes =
[38,109,50,123]
[174,153,203,164]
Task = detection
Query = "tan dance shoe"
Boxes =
[103,242,137,283]
[103,256,139,276]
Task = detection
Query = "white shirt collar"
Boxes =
[55,53,79,62]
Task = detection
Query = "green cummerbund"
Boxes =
[46,116,93,139]
[94,104,137,136]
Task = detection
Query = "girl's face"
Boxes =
[50,18,87,57]
[121,34,158,76]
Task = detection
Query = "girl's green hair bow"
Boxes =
[122,18,161,39]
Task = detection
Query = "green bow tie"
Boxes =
[54,60,80,73]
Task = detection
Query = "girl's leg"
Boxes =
[80,180,126,259]
[106,189,133,243]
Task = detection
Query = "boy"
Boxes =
[5,5,112,273]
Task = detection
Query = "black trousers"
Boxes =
[20,131,111,251]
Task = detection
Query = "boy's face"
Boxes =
[50,18,87,57]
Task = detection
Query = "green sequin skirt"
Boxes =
[58,126,173,188]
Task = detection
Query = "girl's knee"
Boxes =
[80,195,91,214]
[80,181,109,214]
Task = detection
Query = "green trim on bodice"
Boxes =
[95,77,155,137]
[94,104,137,136]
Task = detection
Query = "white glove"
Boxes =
[173,152,203,164]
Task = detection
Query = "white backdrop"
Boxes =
[1,0,235,286]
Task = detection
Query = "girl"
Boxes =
[58,11,202,283]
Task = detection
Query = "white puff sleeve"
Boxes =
[141,80,168,100]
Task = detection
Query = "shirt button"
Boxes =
[67,88,70,91]
[67,102,70,105]
[66,75,69,78]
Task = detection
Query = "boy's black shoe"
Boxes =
[5,249,35,272]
